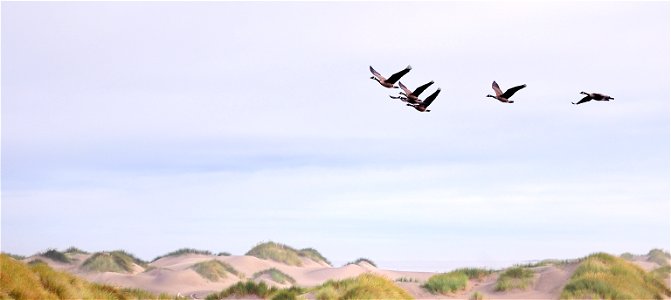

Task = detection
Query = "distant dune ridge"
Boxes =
[2,242,670,299]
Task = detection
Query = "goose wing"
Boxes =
[501,84,526,99]
[492,81,504,96]
[385,65,412,84]
[398,81,412,95]
[573,96,592,105]
[369,66,386,81]
[422,88,441,107]
[412,80,434,96]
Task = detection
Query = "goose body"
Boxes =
[369,65,412,88]
[408,88,441,112]
[390,81,434,104]
[486,81,526,103]
[572,91,614,105]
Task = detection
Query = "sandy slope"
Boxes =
[23,252,670,299]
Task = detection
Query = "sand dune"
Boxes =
[22,249,671,299]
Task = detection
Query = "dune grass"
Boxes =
[651,265,671,283]
[253,268,296,285]
[217,251,231,256]
[620,252,636,260]
[560,252,671,299]
[152,248,212,262]
[2,252,26,261]
[39,249,72,264]
[0,254,180,300]
[80,250,147,273]
[204,281,304,300]
[345,258,377,267]
[190,259,241,281]
[298,247,332,266]
[470,291,485,300]
[452,267,494,281]
[64,247,89,255]
[422,271,469,294]
[313,273,412,300]
[494,266,534,291]
[246,242,303,266]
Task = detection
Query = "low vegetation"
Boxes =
[246,241,329,266]
[560,252,671,299]
[620,252,636,260]
[64,247,89,255]
[253,268,296,284]
[648,248,671,266]
[422,271,469,294]
[470,291,485,300]
[453,267,494,281]
[345,258,377,267]
[0,254,180,300]
[395,277,419,283]
[2,252,26,261]
[314,273,412,300]
[495,266,534,291]
[80,250,147,273]
[204,281,304,300]
[217,251,231,256]
[39,249,71,264]
[651,265,671,283]
[152,248,212,262]
[298,247,332,266]
[191,259,241,281]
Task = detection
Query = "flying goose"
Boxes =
[486,81,526,103]
[369,65,412,88]
[408,88,441,112]
[390,80,435,104]
[572,91,614,105]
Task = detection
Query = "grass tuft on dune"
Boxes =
[314,273,412,300]
[39,249,72,264]
[205,281,304,300]
[345,258,377,267]
[80,250,147,273]
[495,266,534,291]
[422,271,468,294]
[64,247,89,255]
[560,252,671,299]
[191,259,241,281]
[253,268,296,285]
[246,241,330,266]
[0,254,179,300]
[152,248,213,262]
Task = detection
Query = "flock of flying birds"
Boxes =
[369,65,615,112]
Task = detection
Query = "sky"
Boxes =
[1,1,669,272]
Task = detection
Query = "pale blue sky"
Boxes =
[2,1,669,271]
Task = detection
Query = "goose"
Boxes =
[486,81,526,103]
[369,65,412,88]
[408,88,441,112]
[390,80,435,104]
[572,91,614,105]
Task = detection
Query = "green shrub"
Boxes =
[561,252,671,299]
[422,271,468,294]
[64,247,89,255]
[495,267,534,291]
[217,251,231,256]
[648,249,671,266]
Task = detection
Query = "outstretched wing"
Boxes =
[385,65,412,84]
[573,96,591,105]
[422,88,441,107]
[412,80,434,97]
[369,66,386,81]
[398,81,412,95]
[501,84,526,99]
[492,81,503,96]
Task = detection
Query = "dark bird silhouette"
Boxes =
[369,65,412,88]
[572,91,614,105]
[408,88,441,112]
[486,81,526,103]
[390,81,435,104]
